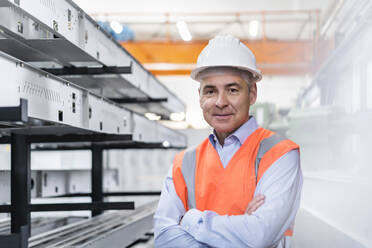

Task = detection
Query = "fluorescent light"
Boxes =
[176,21,192,41]
[162,141,170,147]
[249,20,260,38]
[110,21,123,34]
[170,112,185,121]
[145,112,161,121]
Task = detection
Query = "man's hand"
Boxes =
[245,194,265,215]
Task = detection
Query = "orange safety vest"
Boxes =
[172,127,299,242]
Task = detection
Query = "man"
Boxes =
[154,35,302,248]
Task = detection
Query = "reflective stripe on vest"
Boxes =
[255,133,286,184]
[181,146,197,209]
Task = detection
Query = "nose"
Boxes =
[215,92,228,109]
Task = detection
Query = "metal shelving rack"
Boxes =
[0,0,185,117]
[0,0,187,247]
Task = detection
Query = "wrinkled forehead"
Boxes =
[197,67,252,86]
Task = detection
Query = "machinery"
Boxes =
[290,1,372,247]
[0,0,186,247]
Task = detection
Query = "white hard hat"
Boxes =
[191,35,262,83]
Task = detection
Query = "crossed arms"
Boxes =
[154,150,302,248]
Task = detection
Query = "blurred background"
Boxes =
[0,0,371,247]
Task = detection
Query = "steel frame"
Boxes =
[0,130,137,247]
[0,1,187,246]
[0,75,182,247]
[45,191,162,198]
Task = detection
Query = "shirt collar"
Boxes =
[208,116,259,148]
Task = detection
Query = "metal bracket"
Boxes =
[0,133,132,144]
[109,97,168,104]
[0,98,28,122]
[0,225,28,248]
[43,191,162,198]
[29,142,185,151]
[0,202,135,213]
[41,64,132,76]
[91,144,103,216]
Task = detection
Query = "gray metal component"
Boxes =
[0,225,28,248]
[28,201,157,248]
[0,1,186,245]
[0,39,52,62]
[79,206,154,248]
[25,39,97,63]
[156,121,187,148]
[0,217,85,236]
[0,169,119,203]
[63,75,148,99]
[11,133,31,236]
[0,0,186,116]
[0,51,186,146]
[181,147,197,209]
[0,51,132,135]
[131,112,186,147]
[0,0,131,66]
[255,134,286,183]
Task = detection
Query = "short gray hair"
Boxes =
[196,66,254,87]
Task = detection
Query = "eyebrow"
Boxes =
[225,82,240,88]
[202,82,241,89]
[201,85,216,91]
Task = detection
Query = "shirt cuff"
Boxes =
[181,208,203,237]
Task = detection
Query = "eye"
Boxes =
[204,89,215,96]
[229,88,239,94]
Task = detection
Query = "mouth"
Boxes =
[213,113,233,121]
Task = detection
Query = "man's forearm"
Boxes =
[155,223,208,248]
[181,209,278,247]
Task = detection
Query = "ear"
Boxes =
[249,83,257,105]
[198,87,202,107]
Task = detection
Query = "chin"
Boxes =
[213,125,235,134]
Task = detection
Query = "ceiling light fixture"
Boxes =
[170,112,185,121]
[162,140,170,147]
[176,21,192,41]
[110,21,123,34]
[145,112,161,121]
[249,20,260,38]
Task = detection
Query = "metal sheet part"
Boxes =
[0,51,132,135]
[28,201,157,248]
[0,51,186,146]
[0,0,186,116]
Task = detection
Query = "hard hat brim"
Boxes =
[191,65,262,83]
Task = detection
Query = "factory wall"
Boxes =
[290,18,372,247]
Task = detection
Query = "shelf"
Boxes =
[0,0,185,117]
[0,51,186,147]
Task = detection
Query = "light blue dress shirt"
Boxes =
[154,117,303,248]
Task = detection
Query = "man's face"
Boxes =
[199,73,257,139]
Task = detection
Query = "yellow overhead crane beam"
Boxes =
[121,40,316,76]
